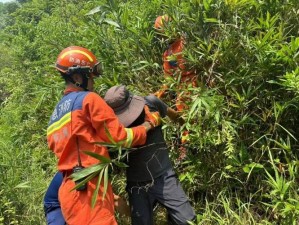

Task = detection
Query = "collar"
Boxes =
[63,86,83,95]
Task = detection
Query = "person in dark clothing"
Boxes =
[43,172,66,225]
[104,85,196,225]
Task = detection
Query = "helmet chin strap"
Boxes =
[66,73,89,91]
[80,73,89,91]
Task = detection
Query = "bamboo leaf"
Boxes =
[14,182,30,189]
[113,160,129,168]
[104,19,120,28]
[91,169,105,208]
[203,0,211,10]
[188,98,201,120]
[204,18,219,23]
[82,151,111,163]
[93,141,125,148]
[86,6,102,16]
[104,123,117,144]
[102,166,109,200]
[70,164,106,181]
[71,172,98,192]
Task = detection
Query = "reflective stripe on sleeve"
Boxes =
[152,113,160,125]
[124,128,134,148]
[47,112,71,136]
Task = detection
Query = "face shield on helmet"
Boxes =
[66,62,103,78]
[92,62,103,77]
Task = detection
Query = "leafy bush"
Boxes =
[1,0,299,224]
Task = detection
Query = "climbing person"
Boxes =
[46,46,161,225]
[104,85,196,225]
[154,14,197,111]
[154,15,198,159]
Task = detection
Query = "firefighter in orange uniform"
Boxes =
[47,46,160,225]
[154,15,197,158]
[154,15,197,112]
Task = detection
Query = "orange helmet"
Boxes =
[55,46,102,77]
[154,15,170,32]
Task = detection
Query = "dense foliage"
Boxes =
[0,0,299,224]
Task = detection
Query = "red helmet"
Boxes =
[55,46,102,76]
[154,15,170,32]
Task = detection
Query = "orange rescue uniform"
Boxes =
[156,38,197,111]
[155,38,196,159]
[47,87,147,225]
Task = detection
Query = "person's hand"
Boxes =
[113,194,131,217]
[144,105,161,128]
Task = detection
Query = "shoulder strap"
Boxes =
[70,91,87,167]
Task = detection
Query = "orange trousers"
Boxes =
[59,176,117,225]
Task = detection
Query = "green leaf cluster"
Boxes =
[1,0,299,224]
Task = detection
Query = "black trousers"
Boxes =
[126,169,196,225]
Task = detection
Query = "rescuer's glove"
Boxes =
[144,105,161,128]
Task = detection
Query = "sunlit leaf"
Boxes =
[91,168,105,208]
[70,164,106,181]
[103,19,120,28]
[14,182,30,189]
[102,166,109,200]
[86,6,102,16]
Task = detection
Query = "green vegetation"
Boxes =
[0,0,299,224]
